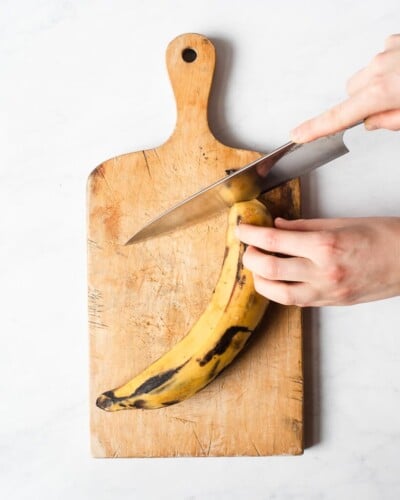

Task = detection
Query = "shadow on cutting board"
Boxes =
[208,35,322,449]
[301,173,322,449]
[302,307,322,448]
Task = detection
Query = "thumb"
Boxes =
[365,109,400,131]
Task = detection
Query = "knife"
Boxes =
[126,125,357,245]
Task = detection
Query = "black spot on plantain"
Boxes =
[131,359,190,397]
[198,326,252,366]
[235,247,245,285]
[102,390,115,399]
[161,399,181,406]
[130,399,147,409]
[207,359,221,382]
[96,360,190,410]
[237,274,246,288]
[224,245,247,310]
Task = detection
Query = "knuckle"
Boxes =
[371,51,388,71]
[385,33,400,48]
[262,229,278,250]
[317,230,339,257]
[326,264,346,285]
[263,257,279,280]
[326,106,346,128]
[369,76,392,101]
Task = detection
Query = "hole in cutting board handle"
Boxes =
[181,47,197,63]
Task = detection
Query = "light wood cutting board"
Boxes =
[87,33,303,457]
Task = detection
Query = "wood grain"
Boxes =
[88,33,303,457]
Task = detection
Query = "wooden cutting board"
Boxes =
[88,33,303,457]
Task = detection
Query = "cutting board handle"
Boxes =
[166,33,215,140]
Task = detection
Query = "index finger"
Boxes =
[236,224,320,259]
[290,80,397,143]
[290,95,364,143]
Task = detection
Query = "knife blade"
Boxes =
[126,128,353,245]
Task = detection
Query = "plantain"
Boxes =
[96,199,272,411]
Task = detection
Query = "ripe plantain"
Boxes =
[96,199,272,411]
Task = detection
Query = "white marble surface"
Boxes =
[1,1,400,498]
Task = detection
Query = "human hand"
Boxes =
[236,216,400,307]
[291,34,400,143]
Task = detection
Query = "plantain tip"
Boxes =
[96,394,114,411]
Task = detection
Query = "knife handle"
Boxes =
[166,33,216,139]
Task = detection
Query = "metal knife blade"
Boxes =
[126,129,351,245]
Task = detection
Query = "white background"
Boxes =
[1,1,400,499]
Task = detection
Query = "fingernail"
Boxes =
[290,127,303,143]
[364,121,377,131]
